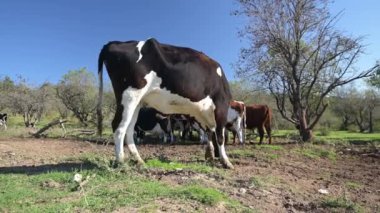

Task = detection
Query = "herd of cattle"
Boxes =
[97,38,272,169]
[133,102,272,146]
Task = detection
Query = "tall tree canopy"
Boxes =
[56,68,98,127]
[235,0,378,141]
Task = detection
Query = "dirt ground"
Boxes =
[0,138,379,212]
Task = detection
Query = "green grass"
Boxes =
[0,156,249,212]
[273,129,380,144]
[345,181,363,190]
[321,196,364,213]
[229,149,256,158]
[249,175,280,189]
[256,144,283,151]
[145,158,217,174]
[318,131,380,142]
[294,144,336,161]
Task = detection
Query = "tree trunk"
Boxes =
[300,128,313,141]
[299,109,313,142]
[369,110,373,133]
[32,119,67,138]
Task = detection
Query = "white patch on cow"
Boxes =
[136,41,146,63]
[143,72,217,131]
[0,120,6,130]
[227,106,244,144]
[227,107,239,123]
[218,142,229,165]
[216,67,222,77]
[150,123,164,135]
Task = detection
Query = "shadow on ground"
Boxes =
[0,162,99,175]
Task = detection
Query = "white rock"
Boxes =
[318,189,329,194]
[73,173,83,183]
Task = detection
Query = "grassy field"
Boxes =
[0,123,379,212]
[0,154,248,212]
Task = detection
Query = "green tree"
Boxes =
[56,68,97,127]
[367,64,380,89]
[0,76,15,111]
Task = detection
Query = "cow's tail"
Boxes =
[97,46,105,136]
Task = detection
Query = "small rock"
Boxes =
[262,189,272,195]
[318,189,329,194]
[238,188,247,195]
[73,173,83,183]
[7,151,16,156]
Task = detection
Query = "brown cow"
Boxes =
[245,104,272,144]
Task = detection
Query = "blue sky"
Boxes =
[0,0,379,86]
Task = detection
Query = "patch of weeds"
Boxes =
[257,144,283,151]
[229,149,255,158]
[321,196,364,213]
[175,185,226,205]
[79,154,114,171]
[146,158,184,170]
[312,138,330,145]
[249,176,265,188]
[145,159,215,174]
[295,145,336,161]
[266,153,279,160]
[345,181,363,190]
[249,175,280,189]
[318,127,331,136]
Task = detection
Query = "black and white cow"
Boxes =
[134,107,173,144]
[97,38,233,168]
[0,113,7,130]
[171,114,208,143]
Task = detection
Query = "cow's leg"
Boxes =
[258,126,265,145]
[112,105,126,163]
[236,128,244,145]
[124,104,144,164]
[224,130,229,144]
[216,127,234,169]
[235,118,244,145]
[265,123,272,144]
[205,131,215,160]
[113,92,146,164]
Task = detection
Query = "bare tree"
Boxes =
[56,68,97,127]
[8,79,48,127]
[235,0,378,141]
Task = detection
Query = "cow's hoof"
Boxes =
[223,161,234,169]
[136,158,145,166]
